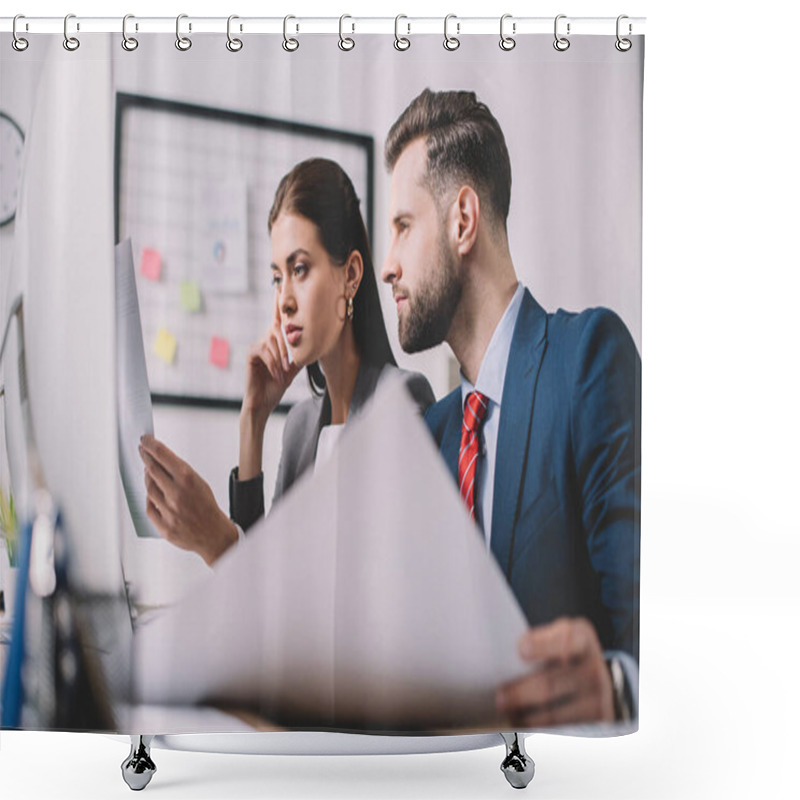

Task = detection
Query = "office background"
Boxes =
[2,22,643,601]
[1,1,798,799]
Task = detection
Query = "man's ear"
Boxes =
[346,250,364,296]
[453,185,480,257]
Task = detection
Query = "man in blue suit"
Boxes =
[382,89,640,728]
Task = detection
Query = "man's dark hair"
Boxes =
[384,89,512,228]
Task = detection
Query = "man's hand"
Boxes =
[496,617,614,727]
[139,434,238,566]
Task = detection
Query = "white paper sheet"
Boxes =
[134,375,531,732]
[115,238,158,539]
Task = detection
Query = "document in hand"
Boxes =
[134,376,531,733]
[115,238,158,538]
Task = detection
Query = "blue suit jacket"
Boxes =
[425,289,640,661]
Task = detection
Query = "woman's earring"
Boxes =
[346,295,354,321]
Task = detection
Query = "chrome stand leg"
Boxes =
[121,735,156,791]
[500,732,535,789]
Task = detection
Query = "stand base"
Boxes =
[121,735,156,791]
[118,730,533,790]
[500,732,535,789]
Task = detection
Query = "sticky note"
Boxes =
[140,248,162,281]
[209,336,230,369]
[180,280,202,313]
[154,328,177,364]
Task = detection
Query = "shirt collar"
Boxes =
[460,282,525,409]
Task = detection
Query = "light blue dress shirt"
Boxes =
[460,282,525,549]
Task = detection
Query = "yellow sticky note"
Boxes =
[180,280,202,313]
[154,328,177,364]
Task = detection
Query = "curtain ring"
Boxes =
[615,15,632,52]
[339,14,355,51]
[499,14,516,51]
[175,14,192,51]
[553,14,570,51]
[12,15,29,52]
[394,15,410,51]
[227,15,243,52]
[283,15,299,52]
[122,14,138,51]
[63,14,80,51]
[443,14,460,51]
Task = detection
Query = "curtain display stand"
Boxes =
[1,14,643,793]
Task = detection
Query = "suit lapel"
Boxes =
[440,396,462,485]
[296,393,327,477]
[297,360,382,475]
[490,290,548,578]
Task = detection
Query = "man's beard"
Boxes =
[399,233,462,353]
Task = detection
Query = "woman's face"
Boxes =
[270,212,348,367]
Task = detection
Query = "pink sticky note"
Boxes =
[209,336,230,369]
[140,248,162,281]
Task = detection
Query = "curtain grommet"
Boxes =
[499,14,516,51]
[553,14,570,52]
[122,14,139,51]
[394,15,410,51]
[226,15,243,52]
[12,15,29,51]
[175,14,192,51]
[63,14,80,51]
[283,15,299,52]
[615,15,632,52]
[338,14,355,51]
[443,14,460,51]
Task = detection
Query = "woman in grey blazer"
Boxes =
[140,159,433,565]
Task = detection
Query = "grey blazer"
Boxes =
[229,361,434,531]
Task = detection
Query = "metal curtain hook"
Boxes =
[122,14,138,51]
[500,14,516,51]
[443,14,460,51]
[227,15,243,51]
[339,14,354,51]
[553,14,570,52]
[63,13,80,51]
[283,15,299,52]
[616,14,632,52]
[176,14,192,51]
[12,14,29,51]
[394,14,410,51]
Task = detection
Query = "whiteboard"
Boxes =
[114,93,374,410]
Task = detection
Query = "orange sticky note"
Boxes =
[154,328,177,364]
[209,336,230,369]
[140,248,162,281]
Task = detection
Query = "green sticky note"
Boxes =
[180,280,202,313]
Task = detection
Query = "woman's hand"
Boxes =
[139,435,239,566]
[241,299,301,428]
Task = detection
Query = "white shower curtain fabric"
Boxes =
[0,30,643,736]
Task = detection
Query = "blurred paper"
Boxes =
[195,178,248,294]
[153,328,177,364]
[115,238,159,539]
[140,247,162,281]
[134,376,531,732]
[180,279,202,313]
[209,336,230,369]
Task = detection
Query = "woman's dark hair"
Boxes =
[268,158,396,395]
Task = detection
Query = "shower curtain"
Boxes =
[0,20,643,740]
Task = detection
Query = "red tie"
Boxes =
[458,391,489,521]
